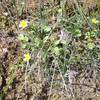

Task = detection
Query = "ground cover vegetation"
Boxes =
[0,0,100,99]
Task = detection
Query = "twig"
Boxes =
[56,58,71,99]
[68,82,100,92]
[48,60,56,100]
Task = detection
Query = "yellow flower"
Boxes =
[92,18,99,24]
[19,20,28,28]
[23,53,31,62]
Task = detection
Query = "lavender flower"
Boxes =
[68,70,78,84]
[59,30,71,41]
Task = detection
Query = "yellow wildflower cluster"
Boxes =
[92,18,99,24]
[23,53,31,62]
[19,20,28,28]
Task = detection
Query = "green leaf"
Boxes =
[34,38,41,47]
[52,47,60,55]
[58,9,62,13]
[21,44,27,49]
[43,26,51,32]
[18,34,28,42]
[18,34,24,40]
[24,36,29,42]
[43,36,49,43]
[0,94,4,100]
[87,42,95,50]
[54,40,60,46]
[61,40,67,45]
[74,29,81,37]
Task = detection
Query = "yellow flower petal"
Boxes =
[24,53,31,62]
[92,18,99,24]
[19,20,28,28]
